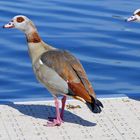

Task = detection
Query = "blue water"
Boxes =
[0,0,140,101]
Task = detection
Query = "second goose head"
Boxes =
[126,9,140,22]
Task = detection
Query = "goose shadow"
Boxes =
[0,101,96,127]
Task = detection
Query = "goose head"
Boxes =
[126,9,140,22]
[3,15,36,33]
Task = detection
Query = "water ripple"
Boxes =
[0,0,140,100]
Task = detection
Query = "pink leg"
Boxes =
[61,96,67,120]
[48,96,67,121]
[47,97,63,127]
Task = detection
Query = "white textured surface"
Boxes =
[0,98,140,140]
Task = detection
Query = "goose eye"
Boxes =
[16,17,25,23]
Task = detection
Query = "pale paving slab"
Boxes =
[0,97,140,140]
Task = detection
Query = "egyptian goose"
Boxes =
[3,15,103,126]
[126,9,140,22]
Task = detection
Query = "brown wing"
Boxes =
[40,50,96,102]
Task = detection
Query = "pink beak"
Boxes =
[3,22,15,28]
[126,15,137,22]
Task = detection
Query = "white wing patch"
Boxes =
[39,59,43,65]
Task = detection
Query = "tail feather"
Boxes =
[68,85,103,113]
[86,96,103,113]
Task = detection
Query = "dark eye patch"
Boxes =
[136,11,140,16]
[16,17,25,23]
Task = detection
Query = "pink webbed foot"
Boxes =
[44,97,66,127]
[44,118,63,127]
